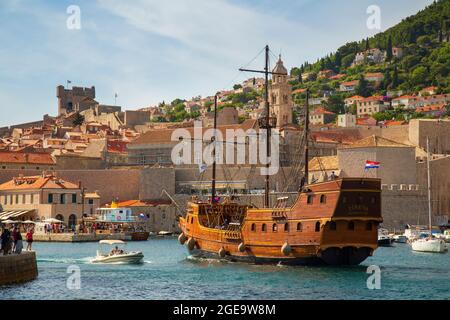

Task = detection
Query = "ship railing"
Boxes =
[224,223,242,240]
[272,209,288,220]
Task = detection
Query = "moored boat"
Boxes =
[411,238,447,253]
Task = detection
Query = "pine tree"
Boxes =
[72,112,85,127]
[365,37,370,51]
[386,36,393,61]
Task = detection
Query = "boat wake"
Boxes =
[38,257,94,264]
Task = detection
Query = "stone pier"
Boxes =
[0,251,38,286]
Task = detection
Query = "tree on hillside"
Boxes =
[72,112,84,127]
[386,36,393,61]
[365,37,370,51]
[324,94,345,114]
[355,75,371,97]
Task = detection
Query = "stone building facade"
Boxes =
[57,85,96,116]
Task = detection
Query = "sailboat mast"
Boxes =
[304,88,310,186]
[264,45,270,208]
[211,95,218,204]
[426,136,432,234]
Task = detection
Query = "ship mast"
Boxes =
[426,136,432,235]
[304,88,310,186]
[239,45,287,208]
[211,94,218,204]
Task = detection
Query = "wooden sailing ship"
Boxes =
[178,46,382,265]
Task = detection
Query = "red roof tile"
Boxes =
[0,152,55,165]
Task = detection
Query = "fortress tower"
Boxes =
[269,56,293,128]
[56,85,96,116]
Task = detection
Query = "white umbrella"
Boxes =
[22,220,35,224]
[1,220,17,224]
[43,218,63,224]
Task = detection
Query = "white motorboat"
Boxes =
[411,237,447,253]
[91,240,144,264]
[393,235,408,243]
[378,228,393,246]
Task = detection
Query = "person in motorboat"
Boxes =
[110,246,124,256]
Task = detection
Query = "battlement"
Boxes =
[381,184,420,191]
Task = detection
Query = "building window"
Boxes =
[68,214,77,228]
[307,195,314,204]
[315,221,321,232]
[320,195,326,204]
[348,221,355,231]
[72,194,77,204]
[15,194,19,204]
[48,194,53,204]
[30,194,34,204]
[262,224,267,232]
[366,222,372,231]
[251,223,256,232]
[60,194,65,204]
[272,223,278,232]
[330,221,337,231]
[284,223,289,232]
[297,222,302,231]
[88,199,94,205]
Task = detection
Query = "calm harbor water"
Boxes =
[0,239,449,300]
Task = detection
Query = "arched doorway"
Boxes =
[55,214,64,222]
[68,214,77,229]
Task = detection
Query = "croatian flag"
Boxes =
[365,160,380,170]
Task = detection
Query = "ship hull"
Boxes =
[188,246,372,266]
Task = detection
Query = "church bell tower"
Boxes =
[269,55,293,128]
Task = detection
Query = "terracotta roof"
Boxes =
[341,80,359,86]
[310,131,360,144]
[392,95,417,101]
[341,135,410,149]
[116,199,172,207]
[0,152,55,165]
[356,117,377,126]
[345,95,364,101]
[107,140,129,153]
[130,119,257,146]
[292,88,306,94]
[0,175,79,191]
[365,72,384,78]
[310,107,336,116]
[308,156,338,171]
[359,95,386,103]
[415,104,446,113]
[383,120,407,126]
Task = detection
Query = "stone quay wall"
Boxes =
[0,251,38,286]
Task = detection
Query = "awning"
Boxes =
[0,210,35,221]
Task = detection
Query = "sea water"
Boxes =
[0,239,448,300]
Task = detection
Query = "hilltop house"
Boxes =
[356,96,388,117]
[309,107,336,125]
[339,80,359,92]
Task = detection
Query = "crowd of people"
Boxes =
[0,225,34,255]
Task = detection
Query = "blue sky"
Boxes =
[0,0,433,127]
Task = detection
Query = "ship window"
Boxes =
[315,221,321,232]
[251,223,256,232]
[284,223,289,232]
[330,221,337,231]
[371,196,376,204]
[307,195,314,204]
[262,224,267,232]
[348,221,355,231]
[272,224,278,232]
[342,196,347,203]
[320,195,326,204]
[366,222,372,231]
[297,222,302,231]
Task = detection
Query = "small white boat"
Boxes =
[378,228,393,246]
[91,240,144,264]
[393,235,408,243]
[411,137,447,254]
[411,237,447,253]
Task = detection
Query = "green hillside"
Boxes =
[290,0,450,112]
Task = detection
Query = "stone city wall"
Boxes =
[0,251,38,285]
